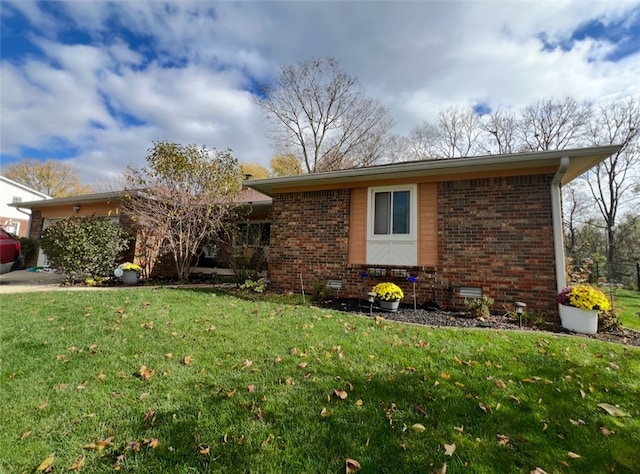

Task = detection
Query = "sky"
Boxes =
[1,1,640,188]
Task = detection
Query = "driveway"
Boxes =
[0,269,67,293]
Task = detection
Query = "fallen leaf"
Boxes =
[530,468,549,474]
[21,431,32,440]
[36,453,55,472]
[139,365,154,380]
[355,399,364,406]
[320,407,330,417]
[68,455,85,471]
[346,458,361,473]
[454,426,464,433]
[567,452,581,459]
[440,372,451,380]
[227,389,236,398]
[495,379,506,389]
[497,434,510,445]
[597,403,631,417]
[333,389,348,400]
[411,423,426,432]
[444,443,456,456]
[600,426,614,436]
[126,441,141,451]
[198,444,210,455]
[433,462,447,474]
[183,355,194,365]
[261,433,275,447]
[96,436,114,451]
[143,438,159,448]
[247,384,256,393]
[299,362,308,369]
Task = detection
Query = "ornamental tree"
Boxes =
[122,141,242,281]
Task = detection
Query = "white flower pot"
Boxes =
[559,305,598,335]
[121,270,139,285]
[379,299,400,312]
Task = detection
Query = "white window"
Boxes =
[367,185,417,265]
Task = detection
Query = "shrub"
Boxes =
[40,216,130,280]
[465,296,494,318]
[311,280,333,301]
[19,237,36,262]
[240,278,266,293]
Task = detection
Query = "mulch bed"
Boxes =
[313,298,640,348]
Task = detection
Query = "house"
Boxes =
[12,188,272,275]
[0,175,51,237]
[245,145,621,315]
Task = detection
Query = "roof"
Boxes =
[10,188,272,209]
[0,175,52,199]
[245,145,621,196]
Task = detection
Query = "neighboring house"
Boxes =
[12,188,271,274]
[246,145,621,315]
[0,175,51,237]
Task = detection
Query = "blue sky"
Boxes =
[1,1,639,187]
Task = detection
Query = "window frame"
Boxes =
[367,184,417,242]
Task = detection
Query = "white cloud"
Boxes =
[1,0,639,186]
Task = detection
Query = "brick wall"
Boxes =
[438,174,557,314]
[268,174,559,316]
[26,210,44,267]
[268,189,351,293]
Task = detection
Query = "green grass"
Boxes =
[1,288,639,473]
[614,288,640,330]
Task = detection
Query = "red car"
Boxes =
[0,228,23,274]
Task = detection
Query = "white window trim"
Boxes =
[367,184,418,242]
[366,184,418,266]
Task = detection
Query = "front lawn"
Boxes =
[614,288,640,330]
[1,288,639,473]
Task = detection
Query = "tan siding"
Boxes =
[348,188,367,264]
[418,183,438,266]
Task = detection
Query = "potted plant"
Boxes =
[117,262,142,285]
[556,284,610,334]
[372,282,404,312]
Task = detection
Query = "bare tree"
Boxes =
[122,141,242,280]
[408,106,484,159]
[255,56,394,173]
[480,108,520,154]
[518,96,591,151]
[3,159,92,197]
[582,97,640,263]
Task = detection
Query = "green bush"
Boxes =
[40,216,130,280]
[311,279,333,301]
[464,295,495,317]
[18,237,36,262]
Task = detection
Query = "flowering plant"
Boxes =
[556,284,610,311]
[372,282,404,301]
[119,262,142,272]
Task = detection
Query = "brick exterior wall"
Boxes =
[438,175,557,314]
[26,210,44,267]
[268,189,352,293]
[268,174,559,316]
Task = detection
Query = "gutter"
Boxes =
[551,156,570,293]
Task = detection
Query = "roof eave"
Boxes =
[246,145,621,196]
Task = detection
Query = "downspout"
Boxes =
[551,156,570,293]
[15,207,31,237]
